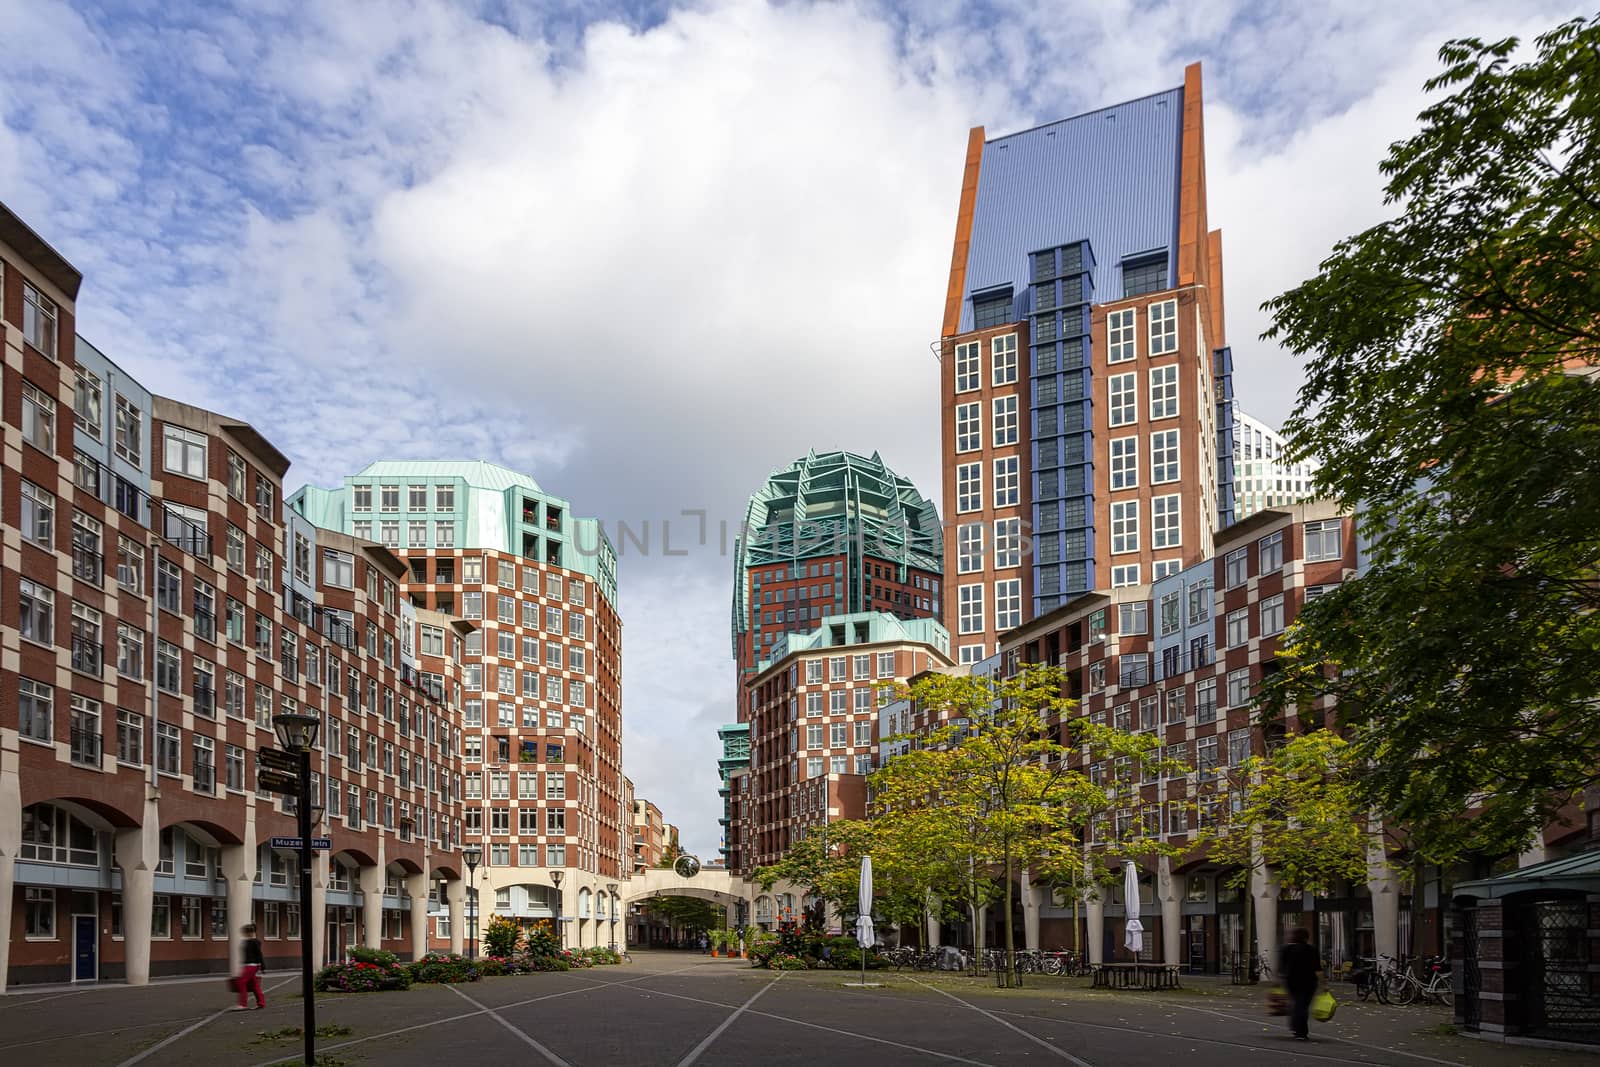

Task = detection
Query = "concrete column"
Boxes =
[311,853,329,966]
[406,864,429,962]
[1368,844,1401,962]
[925,893,941,947]
[974,903,988,956]
[221,839,257,975]
[1086,889,1106,965]
[1158,857,1184,966]
[113,793,161,986]
[1021,868,1043,952]
[1252,864,1280,971]
[0,735,20,993]
[446,878,465,955]
[359,863,384,950]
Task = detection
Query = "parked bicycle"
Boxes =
[1388,955,1453,1007]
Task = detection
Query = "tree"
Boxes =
[871,665,1150,986]
[1261,16,1600,865]
[1204,732,1373,978]
[646,894,722,935]
[751,818,875,919]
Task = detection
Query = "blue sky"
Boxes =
[1,0,1580,856]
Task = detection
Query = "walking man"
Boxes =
[233,923,267,1010]
[1279,928,1320,1041]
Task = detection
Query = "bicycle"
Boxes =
[1389,955,1453,1007]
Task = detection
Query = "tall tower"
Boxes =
[939,63,1236,664]
[729,449,943,702]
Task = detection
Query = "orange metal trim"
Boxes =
[942,126,987,339]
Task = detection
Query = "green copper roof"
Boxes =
[730,450,942,656]
[758,611,950,670]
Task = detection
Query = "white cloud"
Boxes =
[1,0,1584,858]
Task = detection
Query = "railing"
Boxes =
[161,508,212,557]
[1118,662,1151,688]
[72,545,104,586]
[71,635,103,675]
[74,452,105,497]
[323,617,358,650]
[193,685,216,718]
[114,478,147,521]
[193,607,216,642]
[70,727,102,767]
[193,760,216,793]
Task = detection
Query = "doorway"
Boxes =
[73,913,98,983]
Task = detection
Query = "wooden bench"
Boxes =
[1090,962,1183,991]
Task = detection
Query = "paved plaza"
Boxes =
[0,951,1590,1067]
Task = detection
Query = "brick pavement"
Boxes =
[0,951,1590,1067]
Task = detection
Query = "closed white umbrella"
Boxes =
[1123,861,1144,956]
[854,855,876,986]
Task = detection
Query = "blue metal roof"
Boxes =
[959,87,1184,331]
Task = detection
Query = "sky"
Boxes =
[1,0,1581,858]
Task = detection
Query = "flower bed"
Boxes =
[408,952,481,985]
[314,947,412,992]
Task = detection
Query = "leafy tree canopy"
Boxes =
[1262,16,1600,864]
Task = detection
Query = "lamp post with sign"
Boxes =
[270,710,321,1067]
[462,845,481,959]
[551,870,564,949]
[606,882,618,952]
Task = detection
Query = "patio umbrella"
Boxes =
[1123,861,1144,957]
[855,855,876,986]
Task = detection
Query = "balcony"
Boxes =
[71,635,103,675]
[70,727,102,768]
[161,509,212,557]
[72,545,103,587]
[73,452,105,497]
[323,617,358,650]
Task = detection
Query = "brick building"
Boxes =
[291,462,627,949]
[939,63,1237,667]
[0,201,472,989]
[743,613,951,873]
[632,797,666,873]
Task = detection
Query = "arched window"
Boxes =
[577,887,592,919]
[20,803,100,867]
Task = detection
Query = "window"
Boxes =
[954,524,985,575]
[993,456,1018,507]
[21,480,54,549]
[1227,668,1252,708]
[1151,494,1180,549]
[1150,429,1179,484]
[992,396,1018,447]
[380,485,399,512]
[1159,591,1181,636]
[116,536,145,595]
[408,522,427,547]
[379,522,399,547]
[162,426,207,479]
[1306,583,1338,600]
[353,484,372,512]
[1259,530,1284,572]
[1164,686,1186,724]
[22,382,56,453]
[1305,519,1343,562]
[75,370,103,440]
[114,395,143,466]
[19,578,53,645]
[955,341,980,392]
[1187,580,1212,625]
[806,724,824,749]
[955,402,980,452]
[994,518,1021,568]
[1108,372,1136,427]
[1225,548,1248,589]
[1152,559,1181,580]
[25,887,55,939]
[992,333,1017,384]
[1196,678,1217,723]
[1122,254,1168,298]
[435,485,455,511]
[1119,602,1148,635]
[1149,365,1178,420]
[409,484,428,511]
[1226,608,1249,648]
[435,522,454,547]
[956,463,981,513]
[995,579,1021,630]
[1111,564,1140,587]
[23,282,58,356]
[1260,593,1285,637]
[1107,307,1136,363]
[19,678,53,743]
[958,584,984,634]
[1109,436,1138,489]
[156,722,181,774]
[117,623,145,679]
[1147,298,1178,354]
[1110,500,1138,554]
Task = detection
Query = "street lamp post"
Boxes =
[606,883,618,952]
[273,710,320,1067]
[462,846,481,959]
[551,870,565,950]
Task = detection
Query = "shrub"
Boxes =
[771,953,811,971]
[313,950,411,993]
[476,957,510,977]
[523,955,570,972]
[482,915,524,959]
[408,952,481,985]
[522,920,561,959]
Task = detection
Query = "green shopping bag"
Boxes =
[1312,989,1338,1022]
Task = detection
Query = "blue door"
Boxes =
[74,915,97,982]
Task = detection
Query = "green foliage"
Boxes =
[313,948,411,993]
[770,953,811,970]
[643,894,723,932]
[1204,733,1372,895]
[408,952,482,985]
[482,914,523,958]
[1260,15,1600,864]
[522,919,561,958]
